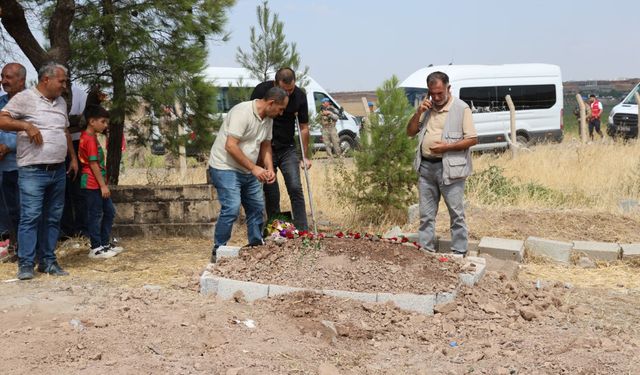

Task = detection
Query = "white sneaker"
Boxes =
[89,246,118,259]
[105,243,124,254]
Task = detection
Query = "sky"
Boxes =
[207,0,640,92]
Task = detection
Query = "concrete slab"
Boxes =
[572,241,621,261]
[435,289,458,305]
[478,237,525,261]
[217,246,241,261]
[402,232,419,243]
[437,238,479,254]
[459,261,486,286]
[213,277,269,302]
[377,293,435,315]
[525,236,573,264]
[269,284,308,297]
[621,243,640,259]
[323,289,377,303]
[199,270,219,296]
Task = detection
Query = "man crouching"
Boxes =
[208,87,288,262]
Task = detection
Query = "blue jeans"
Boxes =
[418,160,468,253]
[263,145,308,230]
[209,167,264,248]
[18,165,66,268]
[0,170,20,239]
[83,189,115,249]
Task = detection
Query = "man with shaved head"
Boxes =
[0,62,26,262]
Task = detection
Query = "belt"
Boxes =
[421,157,442,163]
[29,162,64,171]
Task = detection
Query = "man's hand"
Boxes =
[429,141,450,155]
[24,122,43,145]
[0,144,8,160]
[300,158,312,170]
[67,157,79,179]
[101,185,111,199]
[251,165,271,183]
[265,169,276,184]
[417,97,433,115]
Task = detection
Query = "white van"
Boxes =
[607,82,639,139]
[202,67,361,153]
[400,64,564,150]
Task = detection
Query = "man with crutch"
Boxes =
[251,67,311,232]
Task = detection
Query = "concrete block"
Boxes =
[217,246,240,261]
[572,241,621,261]
[407,204,420,224]
[402,232,419,243]
[168,201,185,222]
[185,200,217,222]
[153,186,185,201]
[525,236,572,264]
[382,226,403,239]
[437,238,479,254]
[376,293,435,315]
[459,261,487,286]
[478,237,525,261]
[268,284,308,297]
[323,289,377,303]
[435,289,458,305]
[114,203,135,224]
[215,277,269,302]
[112,222,215,238]
[199,270,219,296]
[134,202,169,224]
[621,243,640,259]
[183,185,215,201]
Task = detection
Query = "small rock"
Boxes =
[320,320,337,336]
[232,291,246,304]
[143,284,162,292]
[519,307,538,321]
[225,368,245,375]
[434,302,456,314]
[69,319,85,332]
[577,257,596,269]
[318,363,341,375]
[90,352,102,361]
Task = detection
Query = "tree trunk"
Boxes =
[102,0,125,185]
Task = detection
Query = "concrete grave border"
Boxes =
[200,246,486,315]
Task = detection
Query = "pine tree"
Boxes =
[332,76,417,221]
[235,0,308,85]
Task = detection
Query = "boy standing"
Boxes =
[79,105,123,258]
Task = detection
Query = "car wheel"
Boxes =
[339,134,358,154]
[515,135,529,148]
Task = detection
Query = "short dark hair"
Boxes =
[426,71,449,87]
[589,94,596,98]
[275,67,295,85]
[84,104,110,122]
[264,87,288,104]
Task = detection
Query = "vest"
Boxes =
[412,97,473,185]
[590,100,602,119]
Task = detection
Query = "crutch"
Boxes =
[295,117,318,235]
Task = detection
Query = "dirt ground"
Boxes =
[1,208,640,374]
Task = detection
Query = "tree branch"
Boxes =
[0,0,47,69]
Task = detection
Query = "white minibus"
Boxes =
[607,82,639,139]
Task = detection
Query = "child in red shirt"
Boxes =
[79,105,124,258]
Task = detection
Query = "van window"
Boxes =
[460,84,556,112]
[216,86,252,112]
[622,84,639,105]
[403,87,428,107]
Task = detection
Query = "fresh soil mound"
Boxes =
[212,237,463,294]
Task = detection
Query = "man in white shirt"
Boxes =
[0,62,78,280]
[208,86,288,263]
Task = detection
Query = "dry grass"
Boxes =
[520,262,640,290]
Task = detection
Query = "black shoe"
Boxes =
[210,247,218,263]
[451,250,467,257]
[244,239,265,248]
[36,263,46,273]
[17,265,34,280]
[42,262,69,276]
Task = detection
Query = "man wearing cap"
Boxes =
[0,62,78,280]
[251,67,310,231]
[406,71,477,255]
[319,98,341,159]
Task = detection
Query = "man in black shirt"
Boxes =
[250,67,310,231]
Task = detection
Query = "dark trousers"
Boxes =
[83,189,115,249]
[263,145,308,231]
[0,170,20,240]
[61,139,87,238]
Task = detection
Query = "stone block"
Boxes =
[459,261,486,286]
[376,293,435,315]
[382,226,403,239]
[168,201,185,222]
[183,185,215,201]
[437,238,479,254]
[114,203,135,224]
[435,289,458,305]
[402,232,419,243]
[572,241,621,261]
[407,204,420,224]
[621,243,640,259]
[134,202,169,224]
[217,246,240,261]
[185,200,217,223]
[323,289,377,303]
[478,237,525,261]
[525,236,572,264]
[215,277,269,302]
[153,186,185,201]
[112,222,215,238]
[268,284,308,297]
[199,270,219,296]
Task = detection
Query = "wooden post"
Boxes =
[361,97,372,145]
[505,94,517,158]
[576,94,588,143]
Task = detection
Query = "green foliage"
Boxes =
[331,76,417,220]
[466,165,591,207]
[235,0,309,86]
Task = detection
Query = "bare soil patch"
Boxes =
[212,237,462,294]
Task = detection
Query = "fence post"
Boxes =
[505,94,517,158]
[576,94,588,143]
[636,93,640,140]
[361,97,372,145]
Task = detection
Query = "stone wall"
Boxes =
[110,184,217,238]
